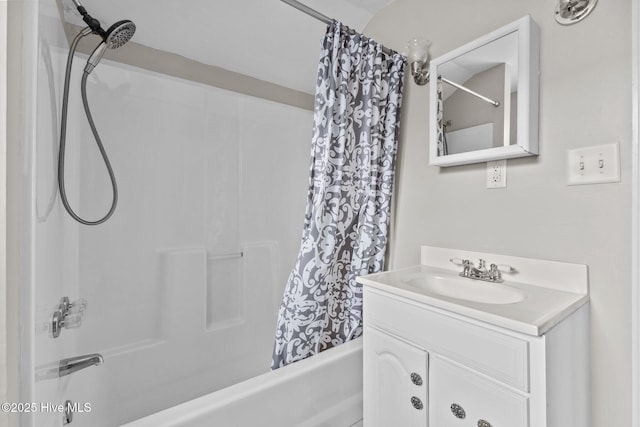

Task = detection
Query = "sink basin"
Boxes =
[402,273,526,305]
[358,248,590,336]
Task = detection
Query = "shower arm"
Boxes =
[70,0,106,36]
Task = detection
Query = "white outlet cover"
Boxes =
[486,160,507,188]
[567,143,620,185]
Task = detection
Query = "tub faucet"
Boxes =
[59,353,104,377]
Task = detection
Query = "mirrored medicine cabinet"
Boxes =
[428,16,540,167]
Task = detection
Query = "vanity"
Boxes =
[358,246,590,427]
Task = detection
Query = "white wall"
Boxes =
[366,1,631,425]
[0,1,8,425]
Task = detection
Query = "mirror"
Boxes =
[429,16,539,167]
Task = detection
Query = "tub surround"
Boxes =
[56,18,314,111]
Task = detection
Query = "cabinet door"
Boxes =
[430,355,529,427]
[364,326,428,427]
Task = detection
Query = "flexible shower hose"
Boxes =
[58,27,118,225]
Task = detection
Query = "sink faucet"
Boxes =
[59,353,104,377]
[451,258,515,283]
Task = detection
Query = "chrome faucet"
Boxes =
[59,353,104,377]
[451,258,515,283]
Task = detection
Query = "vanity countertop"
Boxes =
[358,264,589,336]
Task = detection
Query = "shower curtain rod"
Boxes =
[280,0,396,56]
[281,0,497,107]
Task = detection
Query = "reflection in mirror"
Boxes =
[429,16,539,167]
[438,31,517,156]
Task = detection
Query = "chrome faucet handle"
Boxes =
[450,258,474,277]
[489,264,501,281]
[495,264,517,274]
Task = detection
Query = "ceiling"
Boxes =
[60,0,396,94]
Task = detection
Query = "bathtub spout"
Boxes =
[59,353,104,377]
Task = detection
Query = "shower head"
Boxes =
[104,20,136,49]
[71,0,136,72]
[83,20,136,74]
[78,14,136,73]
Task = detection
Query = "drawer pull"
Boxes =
[410,396,423,410]
[478,420,492,427]
[410,372,423,386]
[450,403,466,419]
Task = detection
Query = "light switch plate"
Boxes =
[567,143,620,185]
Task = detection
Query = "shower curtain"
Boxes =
[437,76,448,156]
[271,20,405,369]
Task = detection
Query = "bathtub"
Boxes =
[122,338,363,427]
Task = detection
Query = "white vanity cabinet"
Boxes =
[363,326,428,426]
[361,281,590,427]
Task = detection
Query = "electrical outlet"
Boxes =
[567,143,620,185]
[487,160,507,188]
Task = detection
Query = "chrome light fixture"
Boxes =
[555,0,597,25]
[404,38,431,86]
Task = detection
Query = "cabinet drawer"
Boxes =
[430,355,529,427]
[364,288,529,392]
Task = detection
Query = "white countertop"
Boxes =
[358,264,589,336]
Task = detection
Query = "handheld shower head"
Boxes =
[79,17,136,74]
[57,1,135,225]
[83,20,136,74]
[84,41,107,74]
[71,0,136,71]
[104,20,136,49]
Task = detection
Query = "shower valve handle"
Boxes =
[62,313,83,329]
[51,297,88,338]
[68,298,87,315]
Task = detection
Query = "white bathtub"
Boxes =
[122,338,363,427]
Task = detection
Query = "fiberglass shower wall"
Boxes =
[34,51,311,425]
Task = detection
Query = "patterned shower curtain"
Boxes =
[271,21,405,369]
[437,76,448,156]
